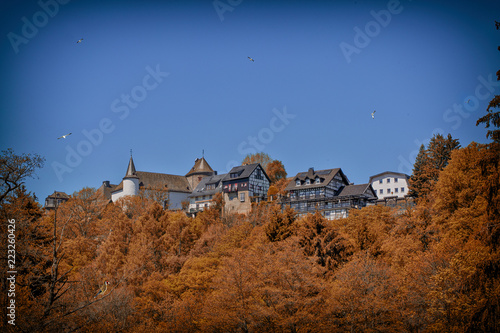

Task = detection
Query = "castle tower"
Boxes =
[122,156,139,197]
[185,157,215,190]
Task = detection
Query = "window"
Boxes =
[296,179,301,186]
[230,172,239,179]
[394,178,398,183]
[306,178,310,185]
[387,178,391,183]
[401,187,405,193]
[315,177,320,184]
[239,193,245,202]
[379,179,383,184]
[387,189,391,194]
[379,189,383,194]
[255,169,263,180]
[395,188,399,193]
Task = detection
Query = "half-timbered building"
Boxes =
[282,167,376,219]
[222,163,270,215]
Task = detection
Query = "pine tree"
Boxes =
[476,21,500,143]
[409,134,460,199]
[409,144,428,198]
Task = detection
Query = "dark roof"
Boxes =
[46,191,70,199]
[97,182,118,200]
[124,156,139,179]
[137,171,191,193]
[338,183,376,198]
[369,171,410,183]
[112,171,192,194]
[188,173,226,198]
[222,163,266,182]
[185,157,214,177]
[285,168,350,191]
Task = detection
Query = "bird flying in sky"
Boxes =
[371,110,376,119]
[76,38,83,43]
[94,281,110,298]
[248,56,254,62]
[57,133,72,139]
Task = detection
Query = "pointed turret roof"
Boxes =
[124,156,139,179]
[185,157,214,176]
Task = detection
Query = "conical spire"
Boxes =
[124,156,138,178]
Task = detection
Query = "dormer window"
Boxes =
[315,177,320,184]
[296,179,301,186]
[230,172,239,179]
[306,179,311,185]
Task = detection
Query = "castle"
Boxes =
[46,154,412,218]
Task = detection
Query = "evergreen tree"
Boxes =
[409,134,460,199]
[409,144,428,198]
[476,21,500,143]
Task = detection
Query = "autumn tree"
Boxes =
[409,133,460,199]
[242,152,272,169]
[266,160,287,184]
[296,212,353,272]
[0,148,44,204]
[0,186,50,332]
[264,205,297,242]
[242,152,287,184]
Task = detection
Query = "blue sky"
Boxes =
[1,0,499,202]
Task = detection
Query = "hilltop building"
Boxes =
[368,171,414,208]
[281,167,376,220]
[222,163,271,215]
[187,173,225,215]
[107,155,215,210]
[369,171,410,199]
[44,191,70,210]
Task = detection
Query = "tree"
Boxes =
[242,152,287,184]
[266,160,287,184]
[0,148,44,204]
[264,205,297,242]
[476,20,500,143]
[242,152,272,169]
[409,134,460,199]
[409,144,428,198]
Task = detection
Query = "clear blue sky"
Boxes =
[1,0,499,202]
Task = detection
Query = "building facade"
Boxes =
[187,173,225,215]
[281,167,377,220]
[222,163,270,215]
[109,156,212,210]
[369,171,410,199]
[44,191,70,210]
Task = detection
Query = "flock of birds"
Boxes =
[56,40,377,140]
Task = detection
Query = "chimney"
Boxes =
[103,180,110,187]
[308,167,314,177]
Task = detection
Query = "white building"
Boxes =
[187,173,225,215]
[369,171,410,199]
[109,155,215,210]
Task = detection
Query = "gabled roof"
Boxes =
[369,171,410,183]
[222,163,269,182]
[338,183,376,198]
[97,182,118,200]
[46,191,70,199]
[188,173,226,198]
[285,168,350,191]
[137,171,191,193]
[186,157,214,177]
[112,171,192,194]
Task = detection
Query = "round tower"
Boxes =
[123,156,139,196]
